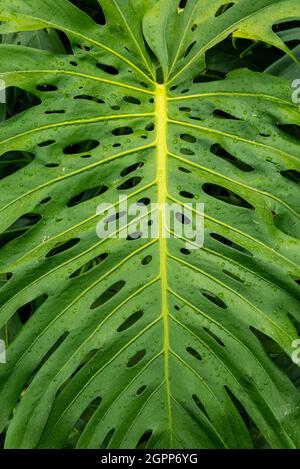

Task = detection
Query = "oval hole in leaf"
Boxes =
[127,231,143,240]
[213,109,240,120]
[112,126,133,136]
[178,166,191,174]
[201,289,227,309]
[215,3,235,17]
[117,310,144,332]
[36,84,58,92]
[180,133,196,143]
[210,143,254,172]
[90,281,126,309]
[276,123,300,142]
[223,269,244,283]
[46,238,80,258]
[0,151,35,180]
[127,349,146,368]
[210,232,253,257]
[203,327,225,346]
[73,95,105,104]
[38,140,55,148]
[175,212,191,225]
[123,96,141,105]
[192,394,210,420]
[69,253,108,279]
[67,185,108,207]
[6,87,41,119]
[179,190,194,199]
[117,177,142,190]
[136,430,152,449]
[121,162,144,177]
[203,183,255,210]
[281,169,300,185]
[100,429,115,449]
[63,140,99,155]
[136,385,147,396]
[141,255,152,265]
[0,213,41,249]
[96,63,119,75]
[17,293,48,325]
[186,346,202,361]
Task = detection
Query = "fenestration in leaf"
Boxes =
[0,0,300,449]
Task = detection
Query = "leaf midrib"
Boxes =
[155,83,173,446]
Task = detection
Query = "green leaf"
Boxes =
[0,0,300,449]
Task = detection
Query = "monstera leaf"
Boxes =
[0,0,300,449]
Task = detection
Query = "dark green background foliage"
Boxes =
[0,0,300,449]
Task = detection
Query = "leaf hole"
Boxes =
[73,95,105,104]
[127,349,146,368]
[45,110,65,114]
[136,385,147,396]
[63,140,99,155]
[215,3,235,17]
[180,133,196,143]
[141,255,152,265]
[213,109,240,120]
[179,190,194,199]
[180,248,191,255]
[96,63,119,75]
[203,327,225,346]
[17,293,48,325]
[137,197,151,206]
[67,184,108,207]
[90,281,126,309]
[184,41,197,58]
[210,232,253,257]
[127,231,143,240]
[45,238,80,258]
[44,162,59,168]
[180,147,195,156]
[280,169,300,185]
[145,123,155,132]
[0,151,35,180]
[112,126,133,136]
[201,289,227,309]
[192,394,210,420]
[222,269,244,283]
[202,183,255,210]
[276,123,300,142]
[69,253,108,279]
[40,197,52,205]
[136,430,152,449]
[186,346,202,361]
[100,429,115,449]
[36,84,58,92]
[121,162,144,177]
[210,143,254,172]
[0,213,41,249]
[178,166,191,173]
[5,87,41,119]
[117,176,142,190]
[117,310,144,332]
[123,96,141,105]
[38,140,55,148]
[175,212,191,225]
